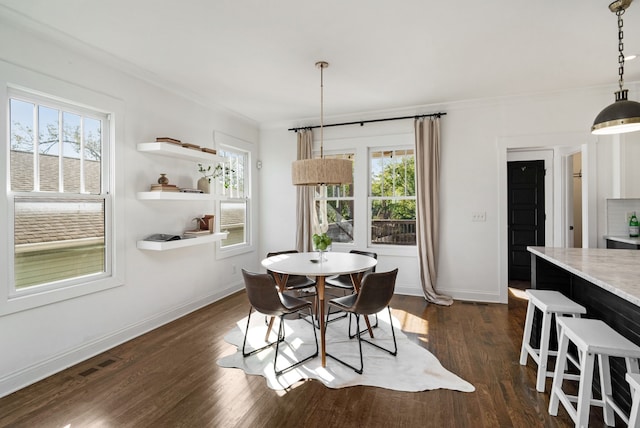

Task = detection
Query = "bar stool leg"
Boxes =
[576,352,596,428]
[596,354,615,426]
[537,310,553,392]
[627,358,640,377]
[520,299,535,366]
[631,389,640,428]
[549,331,570,416]
[628,373,640,428]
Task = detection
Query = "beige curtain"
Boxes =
[414,117,453,305]
[295,130,315,252]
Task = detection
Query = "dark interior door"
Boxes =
[508,160,545,281]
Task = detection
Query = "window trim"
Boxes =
[367,146,417,248]
[1,70,124,316]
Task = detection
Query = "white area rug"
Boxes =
[217,309,475,392]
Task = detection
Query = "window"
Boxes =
[9,91,111,294]
[369,148,416,246]
[314,153,354,243]
[219,146,249,249]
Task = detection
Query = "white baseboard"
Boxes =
[0,282,244,398]
[394,284,503,304]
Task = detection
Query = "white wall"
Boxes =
[260,83,640,304]
[0,15,259,397]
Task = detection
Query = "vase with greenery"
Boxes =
[312,232,332,261]
[197,163,232,194]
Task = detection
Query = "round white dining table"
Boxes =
[261,251,377,367]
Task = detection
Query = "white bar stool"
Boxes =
[627,373,640,428]
[549,318,640,428]
[519,289,586,392]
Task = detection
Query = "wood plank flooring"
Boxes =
[0,288,619,427]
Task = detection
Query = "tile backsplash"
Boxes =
[607,199,640,235]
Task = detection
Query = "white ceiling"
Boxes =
[1,0,640,125]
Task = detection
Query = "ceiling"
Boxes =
[1,0,639,125]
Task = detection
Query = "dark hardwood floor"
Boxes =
[0,288,619,427]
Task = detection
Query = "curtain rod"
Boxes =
[287,112,446,132]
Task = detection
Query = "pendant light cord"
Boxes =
[617,8,626,92]
[318,61,326,159]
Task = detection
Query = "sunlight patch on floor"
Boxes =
[392,309,429,336]
[509,287,529,301]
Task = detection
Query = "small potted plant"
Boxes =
[312,232,332,261]
[197,163,224,193]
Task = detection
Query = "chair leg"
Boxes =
[273,307,320,376]
[359,307,397,356]
[326,307,397,375]
[347,312,379,339]
[242,307,284,357]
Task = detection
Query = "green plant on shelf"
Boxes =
[198,163,234,188]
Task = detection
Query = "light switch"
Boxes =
[472,211,486,222]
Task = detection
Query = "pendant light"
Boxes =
[592,0,640,135]
[291,61,353,186]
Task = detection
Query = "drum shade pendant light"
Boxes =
[292,62,352,186]
[592,0,640,135]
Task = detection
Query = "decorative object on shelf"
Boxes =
[179,187,204,193]
[197,177,210,194]
[183,229,210,237]
[144,233,182,242]
[157,173,169,185]
[182,142,201,151]
[592,0,640,135]
[197,162,234,193]
[203,214,215,233]
[291,61,352,186]
[150,183,179,192]
[312,232,332,261]
[155,137,182,145]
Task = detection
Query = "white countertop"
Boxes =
[528,246,640,307]
[604,235,640,245]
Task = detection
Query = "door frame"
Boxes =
[497,134,595,304]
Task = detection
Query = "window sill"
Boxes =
[1,275,124,316]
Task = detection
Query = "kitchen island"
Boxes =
[527,246,640,413]
[605,235,640,249]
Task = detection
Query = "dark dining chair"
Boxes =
[326,250,378,292]
[241,269,319,376]
[325,268,398,374]
[267,250,318,325]
[266,250,317,295]
[324,250,378,325]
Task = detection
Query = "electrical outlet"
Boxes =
[472,211,486,222]
[232,265,237,275]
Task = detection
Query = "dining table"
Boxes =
[261,251,378,367]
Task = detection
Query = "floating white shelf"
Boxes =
[136,191,228,201]
[137,142,225,163]
[137,232,229,251]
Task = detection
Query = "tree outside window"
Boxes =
[9,93,109,291]
[369,149,416,246]
[314,153,354,243]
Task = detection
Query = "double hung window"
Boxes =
[9,90,111,295]
[314,153,355,243]
[219,146,249,249]
[369,148,416,246]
